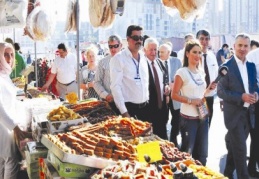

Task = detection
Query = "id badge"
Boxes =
[134,77,141,85]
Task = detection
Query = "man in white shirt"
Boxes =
[159,43,182,144]
[41,43,78,99]
[196,30,218,127]
[110,25,149,121]
[94,35,122,114]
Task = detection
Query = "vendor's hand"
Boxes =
[41,84,48,92]
[191,98,203,106]
[106,94,114,103]
[242,93,257,104]
[13,126,31,142]
[122,112,130,118]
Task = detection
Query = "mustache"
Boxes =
[135,42,142,46]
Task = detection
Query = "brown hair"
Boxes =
[183,39,201,67]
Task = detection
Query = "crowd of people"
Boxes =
[1,24,259,179]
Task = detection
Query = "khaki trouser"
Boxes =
[56,81,78,99]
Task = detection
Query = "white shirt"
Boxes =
[176,67,206,117]
[234,55,249,107]
[147,58,164,100]
[0,74,18,157]
[177,48,184,62]
[247,48,259,87]
[198,50,218,96]
[110,47,149,114]
[51,53,77,84]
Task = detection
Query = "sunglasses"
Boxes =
[108,44,120,49]
[129,35,144,41]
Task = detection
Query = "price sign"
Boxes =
[137,141,162,163]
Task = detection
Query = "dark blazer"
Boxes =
[146,59,168,139]
[217,57,259,130]
[147,59,166,111]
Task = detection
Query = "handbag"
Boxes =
[197,98,209,120]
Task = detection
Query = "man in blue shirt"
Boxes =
[216,44,229,66]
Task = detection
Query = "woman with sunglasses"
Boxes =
[80,45,100,99]
[0,42,30,178]
[171,40,217,166]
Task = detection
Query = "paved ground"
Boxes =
[167,97,257,179]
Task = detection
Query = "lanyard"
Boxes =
[131,54,140,79]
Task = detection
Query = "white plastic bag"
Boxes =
[24,1,56,41]
[0,0,27,28]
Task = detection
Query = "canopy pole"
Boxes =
[34,42,38,87]
[76,0,80,100]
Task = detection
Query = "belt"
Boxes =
[125,101,148,109]
[58,80,75,86]
[180,113,199,120]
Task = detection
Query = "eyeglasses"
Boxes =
[108,44,120,49]
[129,35,144,41]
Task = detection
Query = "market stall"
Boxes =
[18,94,226,179]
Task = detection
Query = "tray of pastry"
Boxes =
[41,133,135,169]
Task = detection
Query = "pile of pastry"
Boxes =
[69,117,152,138]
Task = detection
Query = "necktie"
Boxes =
[152,61,162,109]
[203,54,210,87]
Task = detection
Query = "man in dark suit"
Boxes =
[159,43,182,147]
[217,33,259,179]
[144,37,169,140]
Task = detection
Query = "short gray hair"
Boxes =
[159,43,172,53]
[108,35,122,44]
[144,37,159,49]
[235,33,250,42]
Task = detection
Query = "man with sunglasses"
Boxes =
[94,35,122,114]
[110,25,149,121]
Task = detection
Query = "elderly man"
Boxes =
[110,25,149,121]
[143,37,169,139]
[218,33,259,179]
[159,43,182,145]
[94,35,122,114]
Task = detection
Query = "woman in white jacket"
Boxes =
[0,42,29,179]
